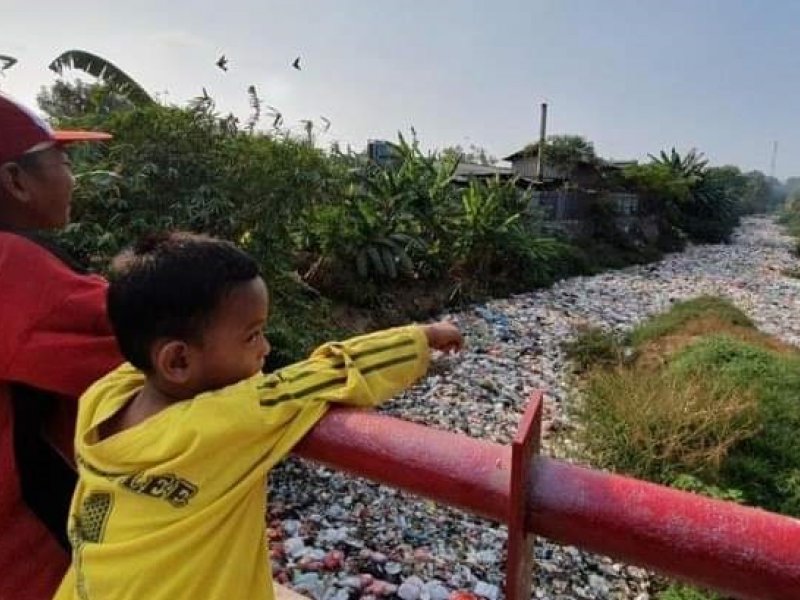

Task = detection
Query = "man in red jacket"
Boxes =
[0,93,122,599]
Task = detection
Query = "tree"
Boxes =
[624,149,742,246]
[785,177,800,195]
[440,144,497,165]
[738,171,785,214]
[648,147,708,180]
[37,79,135,119]
[706,166,748,208]
[523,135,598,172]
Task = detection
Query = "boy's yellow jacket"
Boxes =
[55,325,429,600]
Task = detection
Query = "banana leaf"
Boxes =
[381,246,397,279]
[49,50,154,106]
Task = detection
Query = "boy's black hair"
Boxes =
[107,231,261,371]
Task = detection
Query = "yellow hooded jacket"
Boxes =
[55,325,430,600]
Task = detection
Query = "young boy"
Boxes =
[55,231,462,600]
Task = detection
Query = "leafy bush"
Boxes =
[58,101,335,276]
[303,199,423,281]
[301,134,459,285]
[678,175,740,244]
[264,274,346,369]
[303,134,568,294]
[51,99,344,362]
[623,151,750,247]
[668,473,744,503]
[443,177,568,288]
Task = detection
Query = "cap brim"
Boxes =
[53,130,113,144]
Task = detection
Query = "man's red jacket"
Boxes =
[0,232,121,599]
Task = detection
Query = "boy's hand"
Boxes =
[422,321,464,354]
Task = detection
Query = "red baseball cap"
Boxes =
[0,92,112,165]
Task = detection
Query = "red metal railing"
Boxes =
[293,393,800,600]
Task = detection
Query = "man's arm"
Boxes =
[0,234,121,396]
[0,234,122,459]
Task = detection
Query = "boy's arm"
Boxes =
[260,321,462,410]
[185,323,460,474]
[261,325,431,409]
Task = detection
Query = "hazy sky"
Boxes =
[2,1,797,177]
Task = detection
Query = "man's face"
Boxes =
[20,146,76,229]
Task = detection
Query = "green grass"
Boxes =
[576,367,759,484]
[575,319,800,517]
[570,298,800,600]
[658,584,722,600]
[627,296,753,347]
[562,327,624,372]
[669,336,800,515]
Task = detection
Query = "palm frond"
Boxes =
[49,50,154,105]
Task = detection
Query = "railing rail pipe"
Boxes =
[293,405,800,600]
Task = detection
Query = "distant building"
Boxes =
[503,145,637,190]
[452,161,515,184]
[366,140,398,166]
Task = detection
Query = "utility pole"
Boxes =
[536,102,548,181]
[770,140,778,179]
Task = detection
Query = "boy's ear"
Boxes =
[152,340,194,385]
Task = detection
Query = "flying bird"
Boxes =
[216,55,228,71]
[292,56,301,70]
[320,116,331,132]
[0,55,17,76]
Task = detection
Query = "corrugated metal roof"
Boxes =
[453,162,513,177]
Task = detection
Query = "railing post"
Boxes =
[505,393,543,600]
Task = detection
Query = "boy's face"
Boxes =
[191,276,271,391]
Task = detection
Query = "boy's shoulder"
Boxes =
[81,363,144,413]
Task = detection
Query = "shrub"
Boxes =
[444,177,568,289]
[301,181,423,282]
[57,101,336,277]
[53,101,345,364]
